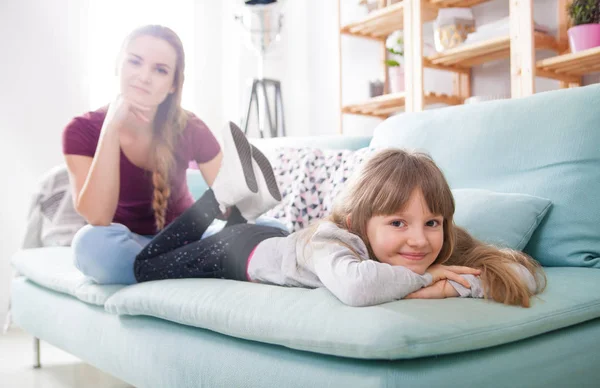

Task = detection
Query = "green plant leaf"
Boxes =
[568,0,600,26]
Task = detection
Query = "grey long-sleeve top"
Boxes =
[247,221,537,307]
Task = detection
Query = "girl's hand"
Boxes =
[405,280,460,300]
[426,264,481,289]
[104,95,152,132]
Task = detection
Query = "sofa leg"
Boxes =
[33,337,41,368]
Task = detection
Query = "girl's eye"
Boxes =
[426,219,442,227]
[391,220,405,228]
[156,67,168,75]
[128,59,141,66]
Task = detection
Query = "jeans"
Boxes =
[72,216,287,285]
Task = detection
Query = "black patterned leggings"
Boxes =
[134,189,289,283]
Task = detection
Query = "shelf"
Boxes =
[426,32,559,69]
[537,46,600,79]
[428,0,491,6]
[340,1,493,40]
[342,91,463,118]
[340,1,437,40]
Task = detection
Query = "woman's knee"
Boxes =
[254,216,289,232]
[72,223,136,284]
[72,223,127,259]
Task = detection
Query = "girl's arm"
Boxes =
[312,245,432,307]
[448,263,538,298]
[407,263,539,300]
[312,244,479,307]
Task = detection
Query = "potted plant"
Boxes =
[567,0,600,52]
[385,31,404,94]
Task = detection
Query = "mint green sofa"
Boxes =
[10,84,600,387]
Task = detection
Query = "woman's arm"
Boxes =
[197,151,222,187]
[65,124,121,226]
[66,97,150,225]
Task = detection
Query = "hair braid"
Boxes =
[151,140,173,231]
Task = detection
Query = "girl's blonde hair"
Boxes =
[121,25,188,231]
[327,148,545,307]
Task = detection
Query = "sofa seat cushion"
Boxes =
[105,267,600,360]
[11,247,124,305]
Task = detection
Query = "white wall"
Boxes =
[219,0,313,138]
[0,0,90,326]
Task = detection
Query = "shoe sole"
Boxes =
[229,122,258,193]
[251,145,282,201]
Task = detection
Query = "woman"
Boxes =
[63,25,283,285]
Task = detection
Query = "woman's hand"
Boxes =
[405,280,459,300]
[426,264,481,289]
[104,95,152,132]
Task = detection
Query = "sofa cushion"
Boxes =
[453,189,552,250]
[105,267,600,360]
[263,147,376,231]
[371,84,600,268]
[10,247,124,305]
[14,277,600,388]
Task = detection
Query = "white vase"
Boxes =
[388,67,405,94]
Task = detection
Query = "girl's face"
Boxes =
[119,35,177,107]
[366,188,444,275]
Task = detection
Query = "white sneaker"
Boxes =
[236,145,282,222]
[211,122,258,213]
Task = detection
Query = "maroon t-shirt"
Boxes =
[62,108,220,235]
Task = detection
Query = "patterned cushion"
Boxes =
[264,147,376,231]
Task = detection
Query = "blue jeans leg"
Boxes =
[72,223,152,285]
[254,216,289,232]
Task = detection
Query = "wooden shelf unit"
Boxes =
[510,0,599,91]
[537,46,600,79]
[340,2,436,40]
[337,0,598,133]
[426,32,559,69]
[339,0,492,40]
[428,0,490,6]
[342,91,463,119]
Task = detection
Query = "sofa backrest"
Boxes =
[186,135,372,201]
[370,84,600,268]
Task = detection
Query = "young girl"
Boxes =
[134,148,545,307]
[64,25,283,285]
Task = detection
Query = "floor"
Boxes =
[0,326,133,388]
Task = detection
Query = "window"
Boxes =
[87,0,195,110]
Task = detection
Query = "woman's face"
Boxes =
[119,35,178,107]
